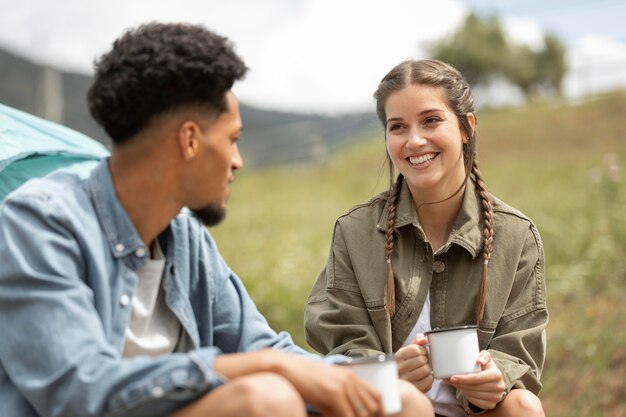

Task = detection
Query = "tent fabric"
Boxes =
[0,103,109,201]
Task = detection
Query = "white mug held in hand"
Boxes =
[341,354,402,414]
[424,325,481,379]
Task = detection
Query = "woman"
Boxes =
[304,59,547,417]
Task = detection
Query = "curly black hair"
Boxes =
[87,22,248,144]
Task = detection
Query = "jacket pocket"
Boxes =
[367,305,392,353]
[477,327,495,350]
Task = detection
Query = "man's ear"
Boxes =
[177,121,201,160]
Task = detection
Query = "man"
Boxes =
[0,23,432,417]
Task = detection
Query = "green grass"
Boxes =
[211,90,626,417]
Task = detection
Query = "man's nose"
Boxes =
[232,144,243,170]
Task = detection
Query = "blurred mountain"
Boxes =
[0,47,378,168]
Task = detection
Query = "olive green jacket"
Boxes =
[305,178,547,413]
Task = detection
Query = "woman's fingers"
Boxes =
[395,343,428,361]
[444,351,506,410]
[476,350,492,369]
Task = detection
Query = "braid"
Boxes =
[385,175,404,317]
[472,161,494,324]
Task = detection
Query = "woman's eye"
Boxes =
[424,117,440,125]
[388,124,403,131]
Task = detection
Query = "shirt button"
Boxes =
[433,260,446,273]
[135,247,146,258]
[115,243,125,253]
[119,294,130,306]
[151,386,164,398]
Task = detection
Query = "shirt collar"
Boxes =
[377,177,484,259]
[88,158,146,259]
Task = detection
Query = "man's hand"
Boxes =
[215,349,383,417]
[445,350,506,410]
[395,334,433,393]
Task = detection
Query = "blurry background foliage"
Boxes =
[430,13,568,99]
[212,90,626,417]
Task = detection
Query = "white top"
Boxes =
[401,292,465,417]
[122,241,182,357]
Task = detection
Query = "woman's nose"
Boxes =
[406,129,427,148]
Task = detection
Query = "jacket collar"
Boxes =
[88,158,146,260]
[377,177,484,259]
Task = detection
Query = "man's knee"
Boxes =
[232,373,306,417]
[505,389,545,417]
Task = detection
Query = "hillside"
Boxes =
[0,47,377,167]
[211,91,626,417]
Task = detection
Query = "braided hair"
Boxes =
[374,59,494,323]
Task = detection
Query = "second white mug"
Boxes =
[425,325,481,379]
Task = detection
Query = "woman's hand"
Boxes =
[445,350,506,410]
[395,334,434,393]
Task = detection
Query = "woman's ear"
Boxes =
[465,112,476,141]
[177,121,201,161]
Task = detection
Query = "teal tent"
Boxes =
[0,103,109,202]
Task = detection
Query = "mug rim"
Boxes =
[339,354,395,366]
[424,325,478,336]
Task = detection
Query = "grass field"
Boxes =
[211,91,626,417]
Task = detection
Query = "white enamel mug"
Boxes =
[341,354,402,414]
[424,325,481,379]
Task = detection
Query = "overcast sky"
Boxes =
[1,0,625,114]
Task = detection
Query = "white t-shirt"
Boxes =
[401,292,466,417]
[122,241,183,358]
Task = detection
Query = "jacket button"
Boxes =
[433,260,446,273]
[119,294,130,306]
[151,386,165,398]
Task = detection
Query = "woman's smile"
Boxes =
[407,152,439,167]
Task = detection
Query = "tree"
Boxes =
[536,34,568,96]
[505,44,542,98]
[429,14,508,86]
[429,14,567,100]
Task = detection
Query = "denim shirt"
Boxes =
[0,159,315,417]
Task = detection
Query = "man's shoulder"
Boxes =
[3,171,91,214]
[0,172,99,261]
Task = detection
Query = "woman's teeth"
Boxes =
[409,153,436,165]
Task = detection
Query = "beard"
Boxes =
[191,202,226,227]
